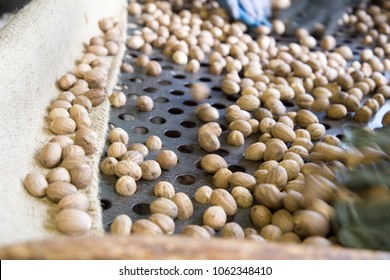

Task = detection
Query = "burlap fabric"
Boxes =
[0,0,127,247]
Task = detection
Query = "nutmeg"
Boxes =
[56,209,92,236]
[109,91,126,108]
[250,205,272,228]
[108,127,129,145]
[154,181,175,198]
[198,131,220,152]
[145,135,162,150]
[46,182,78,203]
[172,192,193,220]
[100,157,118,176]
[24,172,48,197]
[70,165,93,189]
[140,160,162,181]
[156,150,178,170]
[210,189,237,216]
[146,60,162,76]
[111,214,132,236]
[114,160,142,180]
[58,193,89,211]
[203,206,227,230]
[39,142,62,168]
[149,213,175,235]
[50,117,76,135]
[150,197,178,219]
[74,127,98,156]
[181,225,211,239]
[115,176,137,196]
[136,95,154,112]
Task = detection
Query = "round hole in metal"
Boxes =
[168,108,184,115]
[226,95,239,102]
[127,93,139,100]
[158,80,172,86]
[150,116,166,124]
[144,87,158,93]
[151,56,163,62]
[162,65,174,70]
[321,123,331,130]
[177,144,195,153]
[100,199,112,210]
[211,86,222,92]
[129,51,139,58]
[105,221,112,232]
[200,62,210,67]
[180,120,196,128]
[228,165,246,173]
[215,149,229,157]
[154,97,169,103]
[219,124,227,131]
[212,103,226,109]
[335,134,344,140]
[199,77,212,82]
[176,174,196,185]
[184,83,193,88]
[119,113,136,121]
[129,76,143,83]
[226,215,234,223]
[132,203,151,215]
[194,160,202,169]
[282,100,295,107]
[170,90,184,96]
[164,130,181,138]
[131,126,149,135]
[183,100,197,106]
[173,74,186,79]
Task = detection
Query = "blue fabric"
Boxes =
[218,0,271,28]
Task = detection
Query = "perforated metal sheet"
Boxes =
[99,12,390,234]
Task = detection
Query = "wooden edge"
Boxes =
[1,235,389,260]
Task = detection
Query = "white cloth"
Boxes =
[0,0,127,247]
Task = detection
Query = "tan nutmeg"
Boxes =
[231,186,253,208]
[111,214,132,236]
[74,127,98,156]
[24,172,48,197]
[39,142,62,168]
[108,127,129,145]
[56,209,92,236]
[172,192,193,220]
[194,185,213,204]
[69,165,93,189]
[156,150,178,170]
[203,206,227,230]
[140,160,162,181]
[154,181,175,198]
[109,91,126,108]
[114,160,142,180]
[212,168,232,189]
[50,117,76,135]
[136,95,154,112]
[100,157,118,176]
[145,135,162,150]
[107,142,127,159]
[198,131,220,152]
[146,60,162,76]
[58,193,89,211]
[46,167,71,183]
[148,213,175,235]
[150,197,178,219]
[200,154,228,174]
[210,189,237,216]
[115,176,137,196]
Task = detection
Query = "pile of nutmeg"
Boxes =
[23,17,124,236]
[101,0,390,245]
